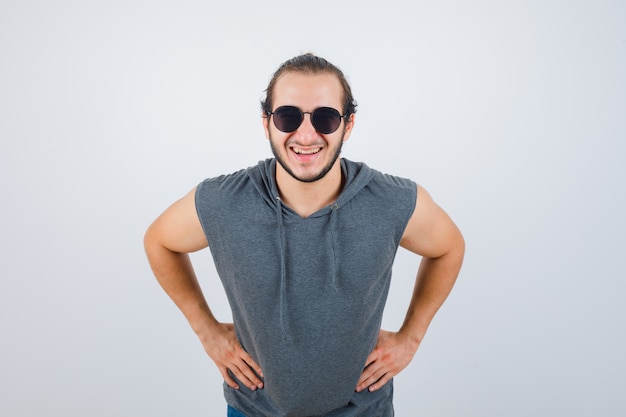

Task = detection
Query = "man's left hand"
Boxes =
[356,330,419,392]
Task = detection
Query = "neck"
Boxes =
[275,160,344,218]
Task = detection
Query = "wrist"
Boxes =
[186,307,220,338]
[397,325,425,352]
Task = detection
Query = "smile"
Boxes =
[292,147,322,155]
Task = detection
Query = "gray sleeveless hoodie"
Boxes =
[195,158,416,417]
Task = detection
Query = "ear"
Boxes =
[342,113,355,142]
[262,113,270,139]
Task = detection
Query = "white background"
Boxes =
[1,1,625,416]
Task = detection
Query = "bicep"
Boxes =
[145,187,208,254]
[399,185,463,258]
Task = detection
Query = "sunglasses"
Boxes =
[268,106,346,134]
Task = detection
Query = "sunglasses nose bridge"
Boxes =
[296,111,317,134]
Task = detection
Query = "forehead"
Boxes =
[272,71,343,109]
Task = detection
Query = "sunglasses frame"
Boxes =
[267,106,347,134]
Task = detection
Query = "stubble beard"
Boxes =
[270,133,344,183]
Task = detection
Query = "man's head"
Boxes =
[261,54,357,184]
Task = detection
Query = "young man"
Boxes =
[144,54,464,417]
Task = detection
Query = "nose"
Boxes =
[295,112,318,139]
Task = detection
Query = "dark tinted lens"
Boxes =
[312,107,342,134]
[273,106,302,132]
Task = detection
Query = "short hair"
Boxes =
[261,53,358,117]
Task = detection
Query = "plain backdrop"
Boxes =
[1,1,625,416]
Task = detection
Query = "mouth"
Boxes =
[292,147,322,155]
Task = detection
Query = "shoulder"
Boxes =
[343,158,417,193]
[196,167,249,195]
[340,160,418,235]
[400,184,464,257]
[370,169,417,192]
[358,162,418,208]
[345,158,415,185]
[144,186,208,253]
[195,160,279,231]
[196,159,275,201]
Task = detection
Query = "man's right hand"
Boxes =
[199,322,264,391]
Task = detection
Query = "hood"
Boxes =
[246,158,375,218]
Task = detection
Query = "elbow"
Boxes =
[143,221,164,261]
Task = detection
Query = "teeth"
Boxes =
[294,148,321,155]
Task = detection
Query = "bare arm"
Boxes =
[357,184,465,392]
[144,188,264,391]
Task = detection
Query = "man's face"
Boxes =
[263,72,354,183]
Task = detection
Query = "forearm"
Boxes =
[399,241,464,347]
[144,235,218,335]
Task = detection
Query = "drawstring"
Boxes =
[275,196,288,340]
[329,203,340,289]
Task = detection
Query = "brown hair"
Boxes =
[261,53,357,117]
